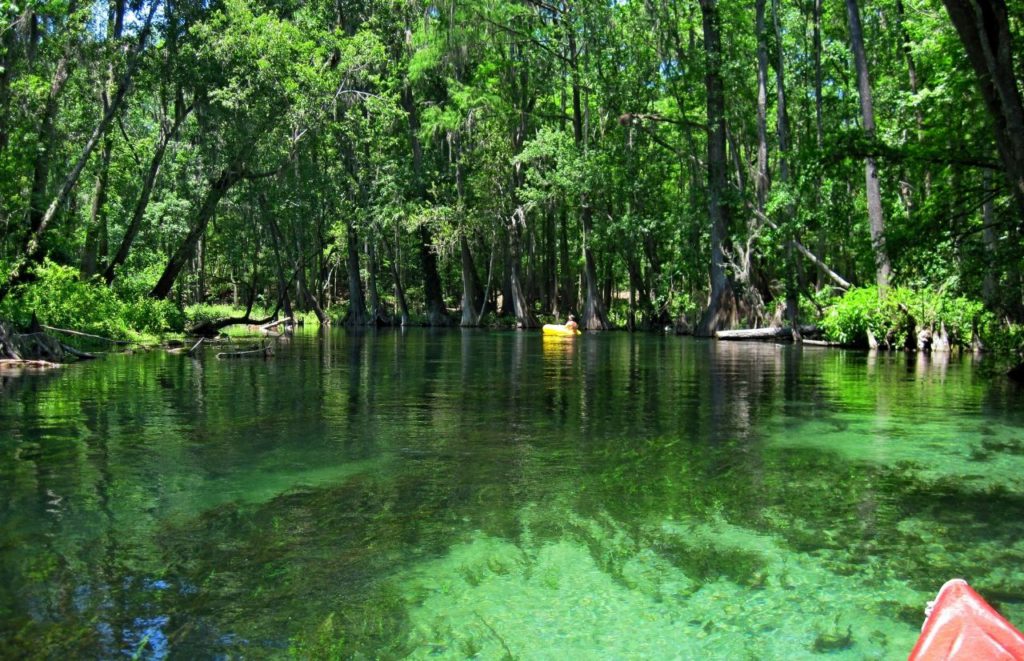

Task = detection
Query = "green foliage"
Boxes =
[1,0,1021,333]
[0,262,183,340]
[818,286,994,349]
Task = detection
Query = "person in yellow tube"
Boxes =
[564,314,578,331]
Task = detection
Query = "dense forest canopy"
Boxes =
[0,0,1022,341]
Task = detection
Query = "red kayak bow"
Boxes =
[909,579,1024,660]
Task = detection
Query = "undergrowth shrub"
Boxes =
[818,286,994,349]
[0,261,184,339]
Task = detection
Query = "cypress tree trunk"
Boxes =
[811,0,828,291]
[696,0,738,336]
[569,29,610,330]
[366,237,384,325]
[391,260,410,327]
[846,0,892,289]
[773,0,800,339]
[507,211,539,328]
[559,206,575,315]
[502,41,540,329]
[401,85,449,326]
[755,0,770,210]
[459,236,484,327]
[383,235,410,326]
[344,220,368,326]
[544,209,556,314]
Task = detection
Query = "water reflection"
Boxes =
[0,332,1022,658]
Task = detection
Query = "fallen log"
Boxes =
[716,326,819,340]
[260,317,293,331]
[216,343,274,359]
[716,327,793,340]
[0,358,63,369]
[801,339,852,347]
[41,325,131,345]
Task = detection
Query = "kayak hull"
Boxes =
[909,579,1024,660]
[542,324,581,337]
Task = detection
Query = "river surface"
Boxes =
[1,329,1023,659]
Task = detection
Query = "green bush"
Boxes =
[818,286,995,349]
[0,261,185,340]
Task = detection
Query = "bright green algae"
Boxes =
[1,331,1022,658]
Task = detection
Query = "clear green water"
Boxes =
[2,330,1023,659]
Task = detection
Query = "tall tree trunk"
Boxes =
[507,211,539,328]
[501,40,540,329]
[894,0,929,199]
[543,209,556,314]
[812,0,824,152]
[773,0,799,339]
[624,251,653,328]
[941,0,1024,220]
[344,220,368,326]
[568,29,609,330]
[366,236,384,325]
[81,134,113,278]
[981,169,998,306]
[696,0,738,336]
[149,166,243,299]
[475,241,497,326]
[418,225,449,325]
[459,235,484,327]
[270,207,329,325]
[81,0,125,279]
[846,0,892,289]
[297,263,329,325]
[267,207,294,322]
[401,85,449,326]
[26,56,71,252]
[104,107,189,284]
[559,205,575,314]
[810,0,831,292]
[755,0,770,210]
[385,236,410,326]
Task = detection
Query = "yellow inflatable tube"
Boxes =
[542,324,581,337]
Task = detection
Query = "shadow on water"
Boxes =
[0,331,1022,657]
